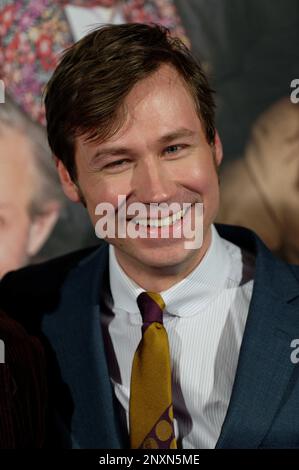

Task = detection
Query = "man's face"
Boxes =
[0,127,36,278]
[67,65,222,284]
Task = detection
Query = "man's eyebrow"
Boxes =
[157,128,196,144]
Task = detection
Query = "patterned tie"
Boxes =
[129,291,177,449]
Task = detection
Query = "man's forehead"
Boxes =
[0,136,36,206]
[125,64,190,106]
[136,63,184,87]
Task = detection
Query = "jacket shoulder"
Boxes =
[0,245,99,326]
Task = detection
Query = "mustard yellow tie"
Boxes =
[129,291,177,449]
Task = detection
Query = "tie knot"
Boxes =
[137,292,165,330]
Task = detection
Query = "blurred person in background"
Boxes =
[217,98,299,263]
[0,95,63,278]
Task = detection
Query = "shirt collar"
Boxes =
[109,225,231,318]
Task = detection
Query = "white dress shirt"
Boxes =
[100,225,255,448]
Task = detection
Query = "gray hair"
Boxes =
[0,94,64,218]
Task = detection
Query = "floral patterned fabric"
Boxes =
[0,0,188,125]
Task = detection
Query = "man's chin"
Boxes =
[116,243,200,271]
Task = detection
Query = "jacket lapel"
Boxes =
[41,243,125,448]
[216,231,299,448]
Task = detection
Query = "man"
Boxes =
[1,23,299,449]
[0,96,63,278]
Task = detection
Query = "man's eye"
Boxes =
[104,159,129,169]
[164,144,183,155]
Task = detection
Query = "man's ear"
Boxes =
[56,158,81,203]
[214,131,223,167]
[27,201,61,257]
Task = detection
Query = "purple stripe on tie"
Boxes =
[137,292,163,334]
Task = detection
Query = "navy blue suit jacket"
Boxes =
[1,224,299,448]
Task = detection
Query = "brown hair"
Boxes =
[44,23,215,181]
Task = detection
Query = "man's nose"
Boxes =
[132,157,176,204]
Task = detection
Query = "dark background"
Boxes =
[175,0,299,165]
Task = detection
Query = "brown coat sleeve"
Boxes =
[0,309,47,448]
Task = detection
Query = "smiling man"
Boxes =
[58,61,221,291]
[1,23,299,449]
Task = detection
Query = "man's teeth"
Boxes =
[133,207,188,228]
